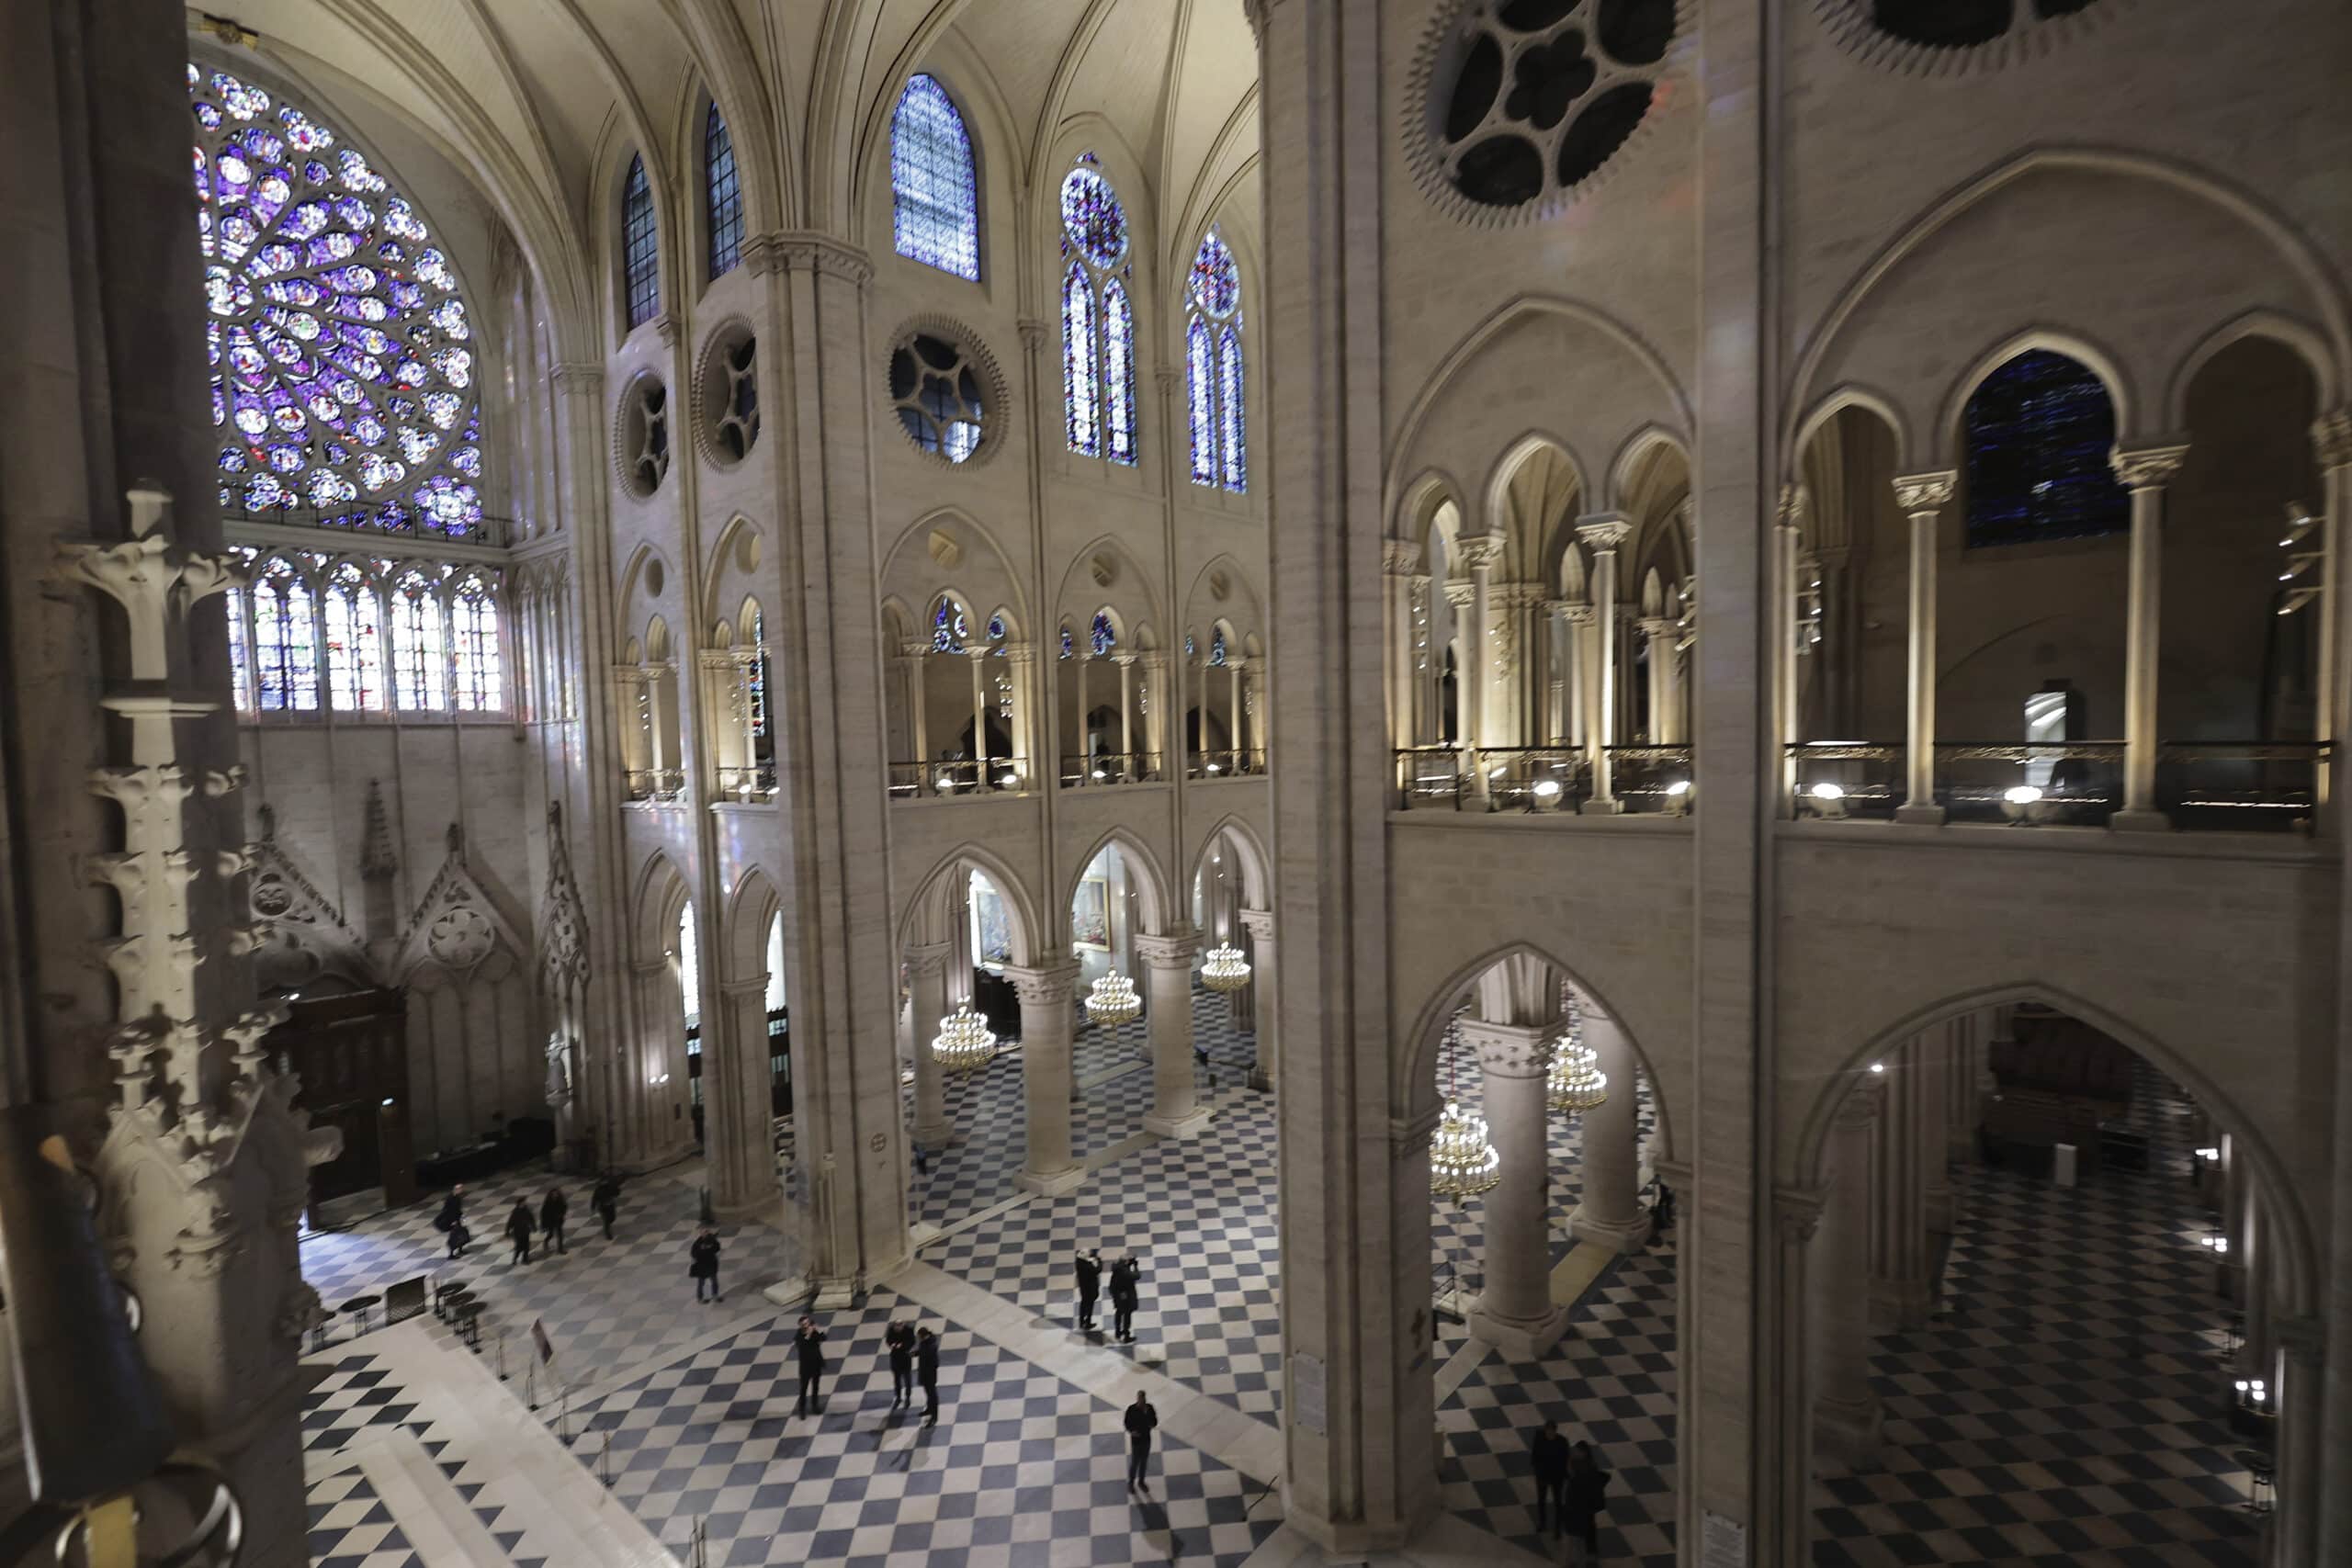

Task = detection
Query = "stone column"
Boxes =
[1230,656,1247,763]
[1892,472,1956,824]
[1566,603,1597,750]
[1240,908,1277,1091]
[906,643,931,773]
[1075,651,1092,783]
[1007,961,1084,1194]
[1569,1007,1648,1252]
[2276,1314,2324,1567]
[1544,600,1574,744]
[1919,1024,1952,1235]
[1815,1075,1884,1465]
[1461,538,1502,795]
[1462,1021,1568,1359]
[1138,932,1208,1136]
[1777,487,1805,804]
[1385,540,1421,747]
[906,942,953,1148]
[1641,615,1682,744]
[708,976,778,1218]
[968,647,991,783]
[1870,1043,1932,1329]
[1577,515,1631,812]
[1116,653,1137,774]
[1009,643,1037,783]
[2112,443,2190,829]
[2312,411,2350,817]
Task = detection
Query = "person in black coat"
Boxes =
[793,1315,827,1417]
[1075,1248,1102,1332]
[1108,1256,1141,1342]
[1530,1420,1570,1537]
[885,1320,915,1410]
[435,1183,469,1258]
[689,1226,722,1302]
[540,1188,569,1255]
[1564,1441,1611,1563]
[591,1176,619,1240]
[1123,1391,1159,1495]
[505,1198,536,1265]
[916,1326,940,1426]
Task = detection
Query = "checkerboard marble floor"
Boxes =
[1808,1068,2259,1567]
[307,1469,423,1568]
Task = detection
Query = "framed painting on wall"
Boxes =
[1071,874,1111,952]
[974,880,1012,966]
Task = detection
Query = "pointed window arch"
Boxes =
[252,559,319,712]
[890,75,980,281]
[450,572,503,711]
[1185,228,1245,492]
[1962,348,2129,547]
[1059,159,1136,466]
[621,153,659,328]
[225,584,253,713]
[322,562,386,712]
[705,103,742,280]
[390,568,447,711]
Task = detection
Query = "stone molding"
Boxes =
[744,231,875,286]
[1002,959,1082,1010]
[1457,1018,1552,1078]
[1891,470,1957,513]
[1834,1072,1887,1129]
[1383,539,1422,575]
[1390,1102,1444,1157]
[1238,908,1274,942]
[1775,1187,1826,1243]
[2109,442,2190,491]
[903,942,953,979]
[1134,931,1203,969]
[1455,536,1505,572]
[1575,513,1632,552]
[551,362,604,396]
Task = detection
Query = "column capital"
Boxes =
[1134,931,1202,969]
[1384,538,1423,575]
[1562,602,1597,626]
[1575,513,1632,551]
[1774,1187,1826,1243]
[1238,908,1275,942]
[1777,480,1810,532]
[904,942,953,979]
[745,231,874,286]
[966,644,993,661]
[1834,1071,1887,1129]
[719,976,768,998]
[1443,581,1476,609]
[1016,317,1051,349]
[2109,442,2190,491]
[550,362,604,396]
[1154,363,1182,391]
[1637,615,1678,640]
[1456,536,1505,572]
[2312,407,2352,468]
[1891,470,1957,513]
[1002,959,1081,1008]
[1458,1018,1552,1078]
[1111,651,1139,668]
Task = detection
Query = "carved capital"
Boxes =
[2109,444,2189,491]
[1456,536,1505,572]
[1637,615,1678,642]
[2312,408,2352,469]
[1134,931,1202,970]
[751,231,875,288]
[1775,1188,1826,1243]
[1834,1071,1887,1129]
[1777,481,1810,532]
[904,942,953,980]
[1154,364,1182,391]
[1892,470,1957,514]
[1575,513,1632,552]
[1564,603,1598,627]
[1390,1103,1443,1158]
[550,363,605,397]
[1016,317,1050,350]
[1458,1018,1552,1079]
[1384,539,1423,576]
[1238,908,1274,942]
[1002,959,1081,1010]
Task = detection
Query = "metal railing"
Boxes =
[1604,746,1695,815]
[1058,750,1163,787]
[1933,741,2122,825]
[223,504,514,550]
[2154,741,2327,833]
[625,767,686,804]
[887,758,1030,799]
[1188,748,1266,781]
[1792,739,2328,832]
[1784,741,1901,819]
[1396,746,1591,812]
[714,764,776,804]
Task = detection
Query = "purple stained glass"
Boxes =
[1217,326,1246,492]
[1189,229,1239,318]
[191,64,483,538]
[451,574,503,712]
[890,76,980,281]
[1058,165,1127,267]
[390,570,446,711]
[1091,612,1116,657]
[1187,318,1216,486]
[1102,279,1136,466]
[253,561,319,712]
[1062,264,1099,457]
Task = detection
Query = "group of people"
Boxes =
[1529,1422,1612,1562]
[781,1315,942,1427]
[1073,1247,1145,1341]
[433,1177,623,1264]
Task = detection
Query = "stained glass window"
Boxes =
[1059,160,1136,466]
[253,560,319,711]
[390,569,447,711]
[748,606,769,743]
[705,104,742,280]
[933,598,967,654]
[451,573,502,711]
[678,901,700,1034]
[1060,626,1075,660]
[622,153,658,328]
[1091,612,1116,657]
[1963,349,2128,547]
[1209,626,1227,667]
[889,76,980,281]
[322,562,385,711]
[1184,229,1245,492]
[225,585,253,712]
[987,614,1006,643]
[190,63,485,538]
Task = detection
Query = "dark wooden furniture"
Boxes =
[268,987,415,1225]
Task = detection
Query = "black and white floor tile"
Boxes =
[306,1469,423,1568]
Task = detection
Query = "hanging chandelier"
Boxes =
[1429,1015,1500,1199]
[1083,970,1141,1028]
[931,1004,998,1074]
[1548,991,1608,1112]
[1200,944,1252,993]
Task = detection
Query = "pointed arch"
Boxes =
[889,73,981,280]
[1065,828,1172,942]
[722,866,783,985]
[619,151,660,328]
[896,843,1041,968]
[1186,815,1271,909]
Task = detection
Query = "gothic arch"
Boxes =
[2164,309,2340,430]
[1481,431,1591,542]
[723,867,783,986]
[1185,815,1270,909]
[1937,327,2138,457]
[1063,829,1172,942]
[897,843,1041,968]
[630,850,692,960]
[1790,384,1915,479]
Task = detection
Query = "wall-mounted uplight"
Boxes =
[1805,781,1849,820]
[1869,1061,1886,1075]
[1532,777,1563,812]
[1664,779,1692,817]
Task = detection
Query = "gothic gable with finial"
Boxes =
[537,802,588,987]
[390,822,529,984]
[245,804,372,990]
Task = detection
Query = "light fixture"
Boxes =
[1204,761,1221,774]
[1001,773,1019,788]
[1532,777,1563,803]
[1083,970,1141,1029]
[1201,944,1252,993]
[934,774,957,793]
[2201,1234,2230,1254]
[1806,780,1849,820]
[1430,1016,1502,1200]
[1870,1061,1886,1075]
[1091,767,1107,780]
[2197,1145,2222,1163]
[2001,783,2049,825]
[1547,992,1606,1113]
[931,1004,998,1074]
[1663,778,1692,817]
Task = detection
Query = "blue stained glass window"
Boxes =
[253,560,319,712]
[749,607,769,741]
[1217,327,1245,492]
[1209,626,1227,667]
[190,63,485,539]
[1962,349,2128,547]
[933,598,968,654]
[622,153,659,327]
[890,76,980,281]
[225,584,253,711]
[1091,612,1116,657]
[1187,319,1215,484]
[987,614,1005,642]
[390,568,446,711]
[705,104,742,280]
[1184,229,1245,492]
[451,572,502,711]
[322,562,385,712]
[1059,160,1136,465]
[1060,626,1075,660]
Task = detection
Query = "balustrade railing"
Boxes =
[714,764,776,804]
[1396,746,1592,812]
[2154,741,2328,833]
[1604,746,1695,814]
[887,759,1030,799]
[1784,742,1901,819]
[625,767,686,804]
[1188,748,1266,781]
[1059,751,1163,787]
[1933,741,2122,825]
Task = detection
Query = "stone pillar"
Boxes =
[2276,1314,2324,1567]
[1777,489,1805,805]
[906,942,953,1148]
[1919,1025,1952,1235]
[968,647,991,782]
[1870,1043,1933,1329]
[1009,643,1037,783]
[708,976,778,1218]
[2112,444,2190,829]
[1577,515,1631,812]
[1569,1009,1647,1253]
[1384,541,1420,747]
[906,644,930,773]
[1566,603,1597,750]
[1231,656,1249,762]
[1116,653,1137,773]
[1075,652,1092,783]
[1007,961,1084,1195]
[1815,1076,1884,1465]
[1893,472,1956,824]
[1137,932,1208,1136]
[2313,412,2350,818]
[1641,615,1681,744]
[1240,908,1277,1091]
[1544,600,1574,744]
[1461,1021,1568,1359]
[1461,538,1502,795]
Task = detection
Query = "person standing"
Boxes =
[540,1187,569,1255]
[689,1226,722,1303]
[1529,1420,1569,1538]
[1075,1248,1102,1332]
[1109,1255,1141,1343]
[885,1320,915,1410]
[794,1315,828,1417]
[504,1197,536,1265]
[916,1326,940,1427]
[435,1183,469,1259]
[591,1175,619,1241]
[1564,1440,1611,1565]
[1124,1390,1159,1495]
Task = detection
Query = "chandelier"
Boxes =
[931,1004,998,1075]
[1429,1016,1501,1199]
[1201,944,1252,993]
[1548,991,1608,1112]
[1083,970,1141,1028]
